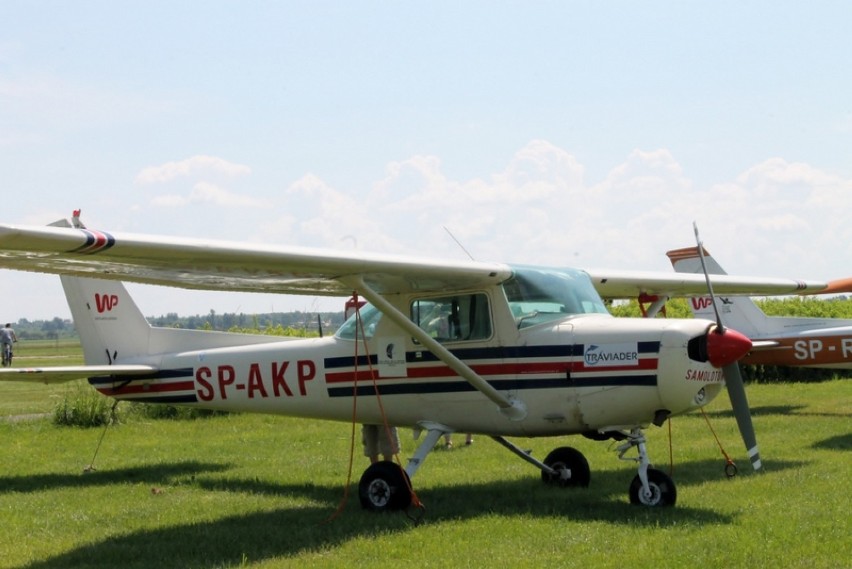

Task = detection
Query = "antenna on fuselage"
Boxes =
[442,226,475,261]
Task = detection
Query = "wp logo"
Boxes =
[95,293,119,313]
[691,297,713,310]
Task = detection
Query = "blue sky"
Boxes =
[2,2,851,321]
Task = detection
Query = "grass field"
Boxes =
[1,341,850,568]
[0,340,83,417]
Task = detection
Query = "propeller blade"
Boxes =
[693,223,724,332]
[693,221,761,471]
[723,363,762,471]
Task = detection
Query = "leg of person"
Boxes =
[362,424,380,464]
[378,426,400,461]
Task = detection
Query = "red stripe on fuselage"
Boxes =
[325,358,657,384]
[94,380,195,397]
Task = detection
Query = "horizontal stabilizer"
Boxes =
[0,365,158,384]
[817,277,852,295]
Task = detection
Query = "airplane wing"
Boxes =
[0,223,511,296]
[585,268,827,299]
[0,365,158,384]
[0,221,833,298]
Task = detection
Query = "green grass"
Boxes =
[1,344,850,568]
[0,339,84,417]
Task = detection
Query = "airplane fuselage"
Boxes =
[744,328,852,368]
[89,312,725,437]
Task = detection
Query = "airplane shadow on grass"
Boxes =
[812,432,852,451]
[703,404,849,419]
[15,458,804,569]
[703,404,805,418]
[0,461,230,494]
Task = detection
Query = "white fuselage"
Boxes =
[90,310,725,438]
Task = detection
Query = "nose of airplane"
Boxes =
[705,326,752,368]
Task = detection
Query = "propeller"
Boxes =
[693,223,762,471]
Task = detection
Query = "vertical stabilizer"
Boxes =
[60,276,152,365]
[666,247,769,338]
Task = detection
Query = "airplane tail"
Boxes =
[61,275,153,365]
[666,247,769,338]
[60,275,282,366]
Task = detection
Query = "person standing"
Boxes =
[443,433,473,448]
[1,323,18,366]
[362,424,400,463]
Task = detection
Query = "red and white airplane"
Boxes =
[668,247,852,369]
[0,213,836,510]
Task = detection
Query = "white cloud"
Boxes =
[135,155,252,184]
[150,182,266,208]
[737,157,836,192]
[753,214,810,232]
[498,139,585,196]
[5,140,852,322]
[598,149,691,201]
[120,143,852,291]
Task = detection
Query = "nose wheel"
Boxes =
[616,427,677,507]
[628,468,677,506]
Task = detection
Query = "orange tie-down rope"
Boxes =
[325,293,424,524]
[699,407,739,478]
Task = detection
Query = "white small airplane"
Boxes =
[0,213,836,510]
[668,246,852,370]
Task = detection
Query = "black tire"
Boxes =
[628,468,677,507]
[358,461,412,512]
[541,446,591,487]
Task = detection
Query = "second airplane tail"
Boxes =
[666,247,770,338]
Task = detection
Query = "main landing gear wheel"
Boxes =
[628,468,677,507]
[358,461,412,512]
[541,446,591,488]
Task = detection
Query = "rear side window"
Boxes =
[410,293,491,343]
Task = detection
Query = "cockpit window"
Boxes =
[336,303,383,340]
[503,266,610,329]
[410,293,492,343]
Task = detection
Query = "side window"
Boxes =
[410,293,491,343]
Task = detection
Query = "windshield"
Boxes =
[503,266,610,329]
[336,303,383,340]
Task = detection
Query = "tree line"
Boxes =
[10,296,852,382]
[10,310,347,341]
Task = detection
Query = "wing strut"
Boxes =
[345,277,527,421]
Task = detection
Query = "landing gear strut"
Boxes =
[616,427,677,507]
[492,436,591,488]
